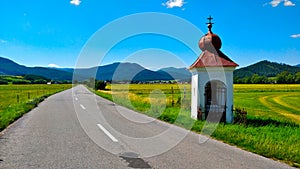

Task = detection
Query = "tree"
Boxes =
[95,80,106,90]
[250,74,267,84]
[86,78,96,88]
[243,77,251,84]
[286,73,295,84]
[0,79,8,85]
[33,79,47,84]
[276,71,292,84]
[295,72,300,84]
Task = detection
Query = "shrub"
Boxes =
[234,107,247,125]
[0,79,8,85]
[12,79,31,84]
[95,80,107,90]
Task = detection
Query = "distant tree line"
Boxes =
[83,78,107,90]
[234,71,300,84]
[0,75,71,85]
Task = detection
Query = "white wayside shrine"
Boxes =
[189,16,238,123]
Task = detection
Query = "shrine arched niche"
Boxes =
[204,80,227,122]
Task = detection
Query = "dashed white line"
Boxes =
[75,97,78,101]
[97,124,118,142]
[80,104,86,110]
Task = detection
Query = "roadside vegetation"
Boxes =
[234,71,300,84]
[234,60,300,84]
[0,75,71,84]
[0,84,72,131]
[94,83,300,167]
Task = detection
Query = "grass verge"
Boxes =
[0,95,47,131]
[0,84,72,131]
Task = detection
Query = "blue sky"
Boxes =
[0,0,299,69]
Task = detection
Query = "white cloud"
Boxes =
[291,34,300,38]
[268,0,296,7]
[70,0,81,6]
[284,0,295,6]
[48,64,60,68]
[162,0,185,8]
[270,0,281,7]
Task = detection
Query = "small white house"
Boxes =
[189,16,238,123]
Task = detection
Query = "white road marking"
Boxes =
[80,104,86,110]
[97,124,118,142]
[75,97,78,101]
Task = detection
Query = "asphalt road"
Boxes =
[0,85,294,169]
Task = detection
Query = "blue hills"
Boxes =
[0,56,191,82]
[1,56,299,82]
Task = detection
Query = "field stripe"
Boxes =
[259,96,300,123]
[97,124,118,142]
[273,94,300,113]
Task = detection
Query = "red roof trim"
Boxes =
[189,50,238,69]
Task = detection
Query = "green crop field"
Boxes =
[0,84,72,131]
[234,84,300,124]
[95,83,300,166]
[98,84,300,124]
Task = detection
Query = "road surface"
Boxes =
[0,85,293,169]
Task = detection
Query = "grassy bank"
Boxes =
[94,84,300,166]
[0,84,72,131]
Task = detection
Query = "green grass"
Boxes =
[210,122,299,163]
[94,84,300,166]
[234,84,300,123]
[0,84,72,131]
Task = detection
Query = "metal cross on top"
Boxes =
[206,15,214,32]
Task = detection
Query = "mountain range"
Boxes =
[0,56,299,82]
[71,62,182,82]
[0,57,191,82]
[234,60,300,78]
[0,57,73,80]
